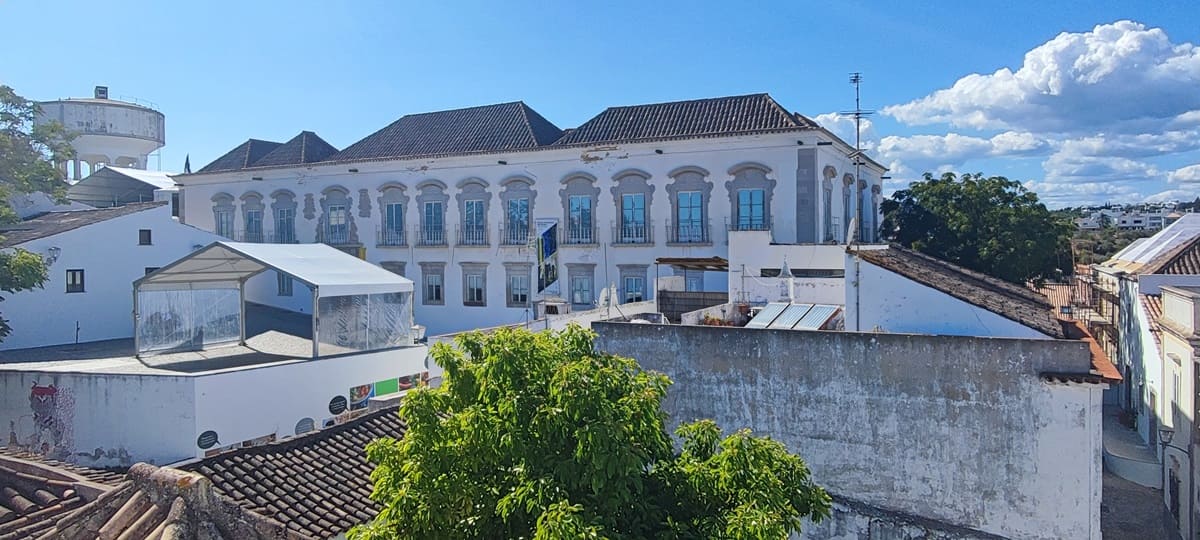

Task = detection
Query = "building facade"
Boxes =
[175,94,887,335]
[0,202,219,350]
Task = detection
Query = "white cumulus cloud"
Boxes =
[883,21,1200,134]
[1169,164,1200,183]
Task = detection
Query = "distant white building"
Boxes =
[66,166,177,209]
[0,202,218,350]
[174,94,888,336]
[36,86,165,180]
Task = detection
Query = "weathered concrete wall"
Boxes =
[802,495,1007,540]
[593,323,1102,540]
[0,371,196,468]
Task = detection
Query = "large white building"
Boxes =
[175,94,888,335]
[36,86,166,180]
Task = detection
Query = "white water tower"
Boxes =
[37,86,165,181]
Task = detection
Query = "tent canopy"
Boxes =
[136,241,412,297]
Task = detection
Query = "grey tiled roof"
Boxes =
[250,131,339,169]
[183,406,406,539]
[856,246,1066,339]
[197,139,283,173]
[0,202,166,248]
[553,93,817,146]
[328,101,563,162]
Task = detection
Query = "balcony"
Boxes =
[320,226,352,246]
[501,224,532,246]
[727,217,772,233]
[457,226,489,247]
[611,220,654,246]
[229,229,298,244]
[377,227,407,247]
[561,223,598,246]
[666,220,711,245]
[415,227,447,247]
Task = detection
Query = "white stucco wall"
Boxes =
[193,345,431,455]
[725,230,875,305]
[0,344,432,467]
[0,371,196,467]
[845,254,1052,339]
[1,205,220,350]
[177,132,885,335]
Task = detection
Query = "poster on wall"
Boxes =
[536,218,559,294]
[349,384,374,411]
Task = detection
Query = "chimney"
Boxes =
[94,86,109,99]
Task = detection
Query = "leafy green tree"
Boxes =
[351,326,830,540]
[0,84,75,341]
[880,172,1072,285]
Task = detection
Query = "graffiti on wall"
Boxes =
[8,381,76,459]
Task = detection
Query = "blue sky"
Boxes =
[3,0,1198,207]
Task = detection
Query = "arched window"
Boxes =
[842,174,855,241]
[500,176,537,246]
[560,173,600,245]
[377,183,409,247]
[667,166,712,244]
[456,178,490,246]
[270,190,298,244]
[240,192,265,242]
[725,163,775,232]
[416,180,449,246]
[212,193,235,238]
[611,169,654,244]
[319,186,355,245]
[822,166,837,242]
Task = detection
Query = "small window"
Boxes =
[139,229,152,245]
[277,271,293,296]
[66,269,85,293]
[144,267,159,276]
[465,273,486,306]
[508,274,530,308]
[424,272,444,305]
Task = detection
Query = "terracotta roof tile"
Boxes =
[182,406,406,539]
[250,131,339,169]
[856,245,1066,339]
[1141,293,1164,348]
[328,102,562,162]
[197,139,283,173]
[1145,236,1200,275]
[554,93,816,146]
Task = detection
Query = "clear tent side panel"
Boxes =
[136,284,241,354]
[317,291,412,356]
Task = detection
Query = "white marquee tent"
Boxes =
[134,242,414,357]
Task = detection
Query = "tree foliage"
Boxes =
[879,172,1072,285]
[0,84,73,341]
[351,326,830,540]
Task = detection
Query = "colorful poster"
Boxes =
[349,384,374,411]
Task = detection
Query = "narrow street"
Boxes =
[1103,469,1172,539]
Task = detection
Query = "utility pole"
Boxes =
[841,73,873,243]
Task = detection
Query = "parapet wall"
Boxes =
[593,323,1102,540]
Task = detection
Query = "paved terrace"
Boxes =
[0,303,360,375]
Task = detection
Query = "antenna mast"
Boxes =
[840,73,874,242]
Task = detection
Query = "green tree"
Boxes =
[351,326,830,540]
[880,172,1072,285]
[0,84,75,341]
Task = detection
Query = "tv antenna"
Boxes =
[839,72,874,242]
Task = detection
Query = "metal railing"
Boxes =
[562,223,598,245]
[321,226,352,245]
[416,226,447,247]
[501,223,533,246]
[666,220,711,244]
[377,227,407,247]
[611,220,653,245]
[726,217,771,232]
[230,229,298,244]
[457,226,489,246]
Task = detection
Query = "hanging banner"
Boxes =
[536,218,559,294]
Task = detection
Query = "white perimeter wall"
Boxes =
[193,345,431,453]
[2,205,220,350]
[0,345,432,467]
[0,371,196,468]
[846,254,1052,340]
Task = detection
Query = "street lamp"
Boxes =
[1161,427,1191,453]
